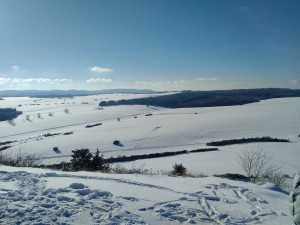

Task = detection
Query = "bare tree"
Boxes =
[238,148,280,182]
[0,150,41,167]
[37,113,41,118]
[262,170,287,189]
[7,119,16,126]
[25,115,30,120]
[64,108,70,114]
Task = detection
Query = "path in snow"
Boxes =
[0,169,291,225]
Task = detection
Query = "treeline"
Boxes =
[0,108,22,121]
[206,136,289,146]
[104,148,218,163]
[0,89,159,98]
[40,148,218,171]
[99,88,300,108]
[0,141,16,151]
[0,146,12,151]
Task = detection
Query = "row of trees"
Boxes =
[69,148,189,176]
[21,108,71,122]
[206,136,289,146]
[3,108,70,124]
[0,146,287,188]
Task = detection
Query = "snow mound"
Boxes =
[261,182,289,195]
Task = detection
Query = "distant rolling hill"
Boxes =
[0,89,161,98]
[99,88,300,108]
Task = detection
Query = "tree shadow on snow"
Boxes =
[115,143,124,147]
[113,140,124,147]
[53,148,62,154]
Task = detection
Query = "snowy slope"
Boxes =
[1,95,299,176]
[0,95,298,224]
[0,166,293,225]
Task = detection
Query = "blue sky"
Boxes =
[0,0,299,91]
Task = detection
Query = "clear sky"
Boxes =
[0,0,299,91]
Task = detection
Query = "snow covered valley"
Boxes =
[0,94,299,224]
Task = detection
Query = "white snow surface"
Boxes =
[1,95,299,175]
[0,94,299,224]
[0,166,293,225]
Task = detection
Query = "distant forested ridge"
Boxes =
[0,108,22,121]
[0,89,160,98]
[99,88,300,108]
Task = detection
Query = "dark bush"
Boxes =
[214,173,249,181]
[85,123,102,128]
[71,149,93,171]
[91,149,109,171]
[70,148,109,171]
[53,147,61,154]
[172,163,187,176]
[113,140,120,145]
[43,133,61,137]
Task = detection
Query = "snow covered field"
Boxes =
[1,94,299,224]
[0,166,293,225]
[0,95,299,175]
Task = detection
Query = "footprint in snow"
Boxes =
[0,172,146,225]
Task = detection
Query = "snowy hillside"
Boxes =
[0,166,293,225]
[0,94,299,224]
[0,95,299,175]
